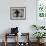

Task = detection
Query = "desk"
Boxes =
[4,33,30,46]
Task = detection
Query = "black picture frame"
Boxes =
[10,7,26,20]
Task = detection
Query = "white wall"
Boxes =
[0,0,36,42]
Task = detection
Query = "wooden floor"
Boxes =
[0,42,46,46]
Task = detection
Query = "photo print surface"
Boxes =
[10,7,26,20]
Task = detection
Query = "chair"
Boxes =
[4,33,18,46]
[18,33,30,46]
[4,27,19,46]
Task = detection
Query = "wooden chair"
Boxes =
[18,33,30,46]
[4,33,18,46]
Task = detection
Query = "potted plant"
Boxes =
[33,32,46,43]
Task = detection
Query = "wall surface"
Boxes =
[0,0,36,42]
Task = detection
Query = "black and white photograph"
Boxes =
[10,7,26,20]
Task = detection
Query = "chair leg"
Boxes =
[4,33,7,46]
[4,41,7,46]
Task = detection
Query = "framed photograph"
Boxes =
[10,7,26,20]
